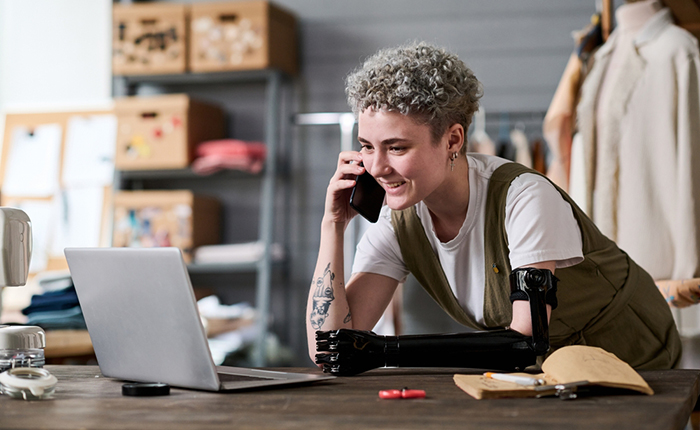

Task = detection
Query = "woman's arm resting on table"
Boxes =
[306,266,398,360]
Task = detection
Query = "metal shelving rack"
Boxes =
[112,69,286,366]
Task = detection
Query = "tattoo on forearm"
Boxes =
[343,311,352,324]
[310,263,336,330]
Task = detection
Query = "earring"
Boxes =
[450,152,458,171]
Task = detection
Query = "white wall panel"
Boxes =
[0,0,112,111]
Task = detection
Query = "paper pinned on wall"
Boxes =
[50,187,105,256]
[3,124,62,197]
[62,115,117,187]
[6,199,54,273]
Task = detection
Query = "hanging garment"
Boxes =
[469,133,497,156]
[531,139,547,175]
[572,7,700,281]
[543,15,603,192]
[543,53,581,191]
[469,109,497,156]
[510,128,532,169]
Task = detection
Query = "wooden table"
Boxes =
[0,366,698,430]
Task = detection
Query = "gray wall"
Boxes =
[160,0,599,365]
[283,0,597,364]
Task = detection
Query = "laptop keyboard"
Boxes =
[218,373,275,382]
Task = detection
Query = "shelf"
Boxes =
[117,168,261,181]
[114,68,285,87]
[112,68,285,367]
[187,259,284,275]
[187,261,259,274]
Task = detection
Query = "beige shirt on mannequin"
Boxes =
[571,5,700,281]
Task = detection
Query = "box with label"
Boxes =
[115,94,225,170]
[113,3,189,75]
[113,190,220,263]
[189,1,297,75]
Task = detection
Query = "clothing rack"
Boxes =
[292,109,549,161]
[473,110,548,143]
[481,110,548,123]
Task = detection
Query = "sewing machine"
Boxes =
[0,208,32,288]
[0,208,44,367]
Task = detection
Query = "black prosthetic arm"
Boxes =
[315,268,557,376]
[315,329,535,376]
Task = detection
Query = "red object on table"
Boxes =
[379,388,426,399]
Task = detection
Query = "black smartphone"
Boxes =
[349,164,386,223]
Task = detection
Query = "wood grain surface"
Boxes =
[0,366,697,430]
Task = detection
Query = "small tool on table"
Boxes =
[484,372,546,386]
[379,387,426,399]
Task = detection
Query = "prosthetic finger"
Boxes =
[315,329,386,375]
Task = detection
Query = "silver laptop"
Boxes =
[64,247,334,391]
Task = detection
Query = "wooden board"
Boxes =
[1,110,115,271]
[1,110,112,189]
[0,367,697,430]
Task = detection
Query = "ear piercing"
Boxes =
[450,152,458,171]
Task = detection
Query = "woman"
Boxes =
[306,42,681,369]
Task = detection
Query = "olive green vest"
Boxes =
[390,162,681,369]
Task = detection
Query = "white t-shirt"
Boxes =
[351,153,584,325]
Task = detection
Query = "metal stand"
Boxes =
[113,69,287,367]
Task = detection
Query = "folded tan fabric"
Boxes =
[657,279,700,308]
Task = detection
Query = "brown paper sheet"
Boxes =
[454,345,653,399]
[541,345,653,395]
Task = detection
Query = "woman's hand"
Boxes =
[324,151,365,226]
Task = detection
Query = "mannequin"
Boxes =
[571,0,700,284]
[595,0,661,137]
[592,0,662,241]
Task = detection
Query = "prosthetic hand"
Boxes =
[315,267,558,376]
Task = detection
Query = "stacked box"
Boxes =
[113,3,189,75]
[113,190,220,263]
[189,1,297,75]
[114,94,225,170]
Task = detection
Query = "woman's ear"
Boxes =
[446,123,464,154]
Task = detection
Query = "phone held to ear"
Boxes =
[349,164,386,223]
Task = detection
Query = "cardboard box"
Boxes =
[113,3,189,75]
[113,190,220,263]
[189,1,297,75]
[115,94,225,170]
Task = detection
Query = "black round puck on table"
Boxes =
[122,382,170,396]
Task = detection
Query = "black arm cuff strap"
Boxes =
[509,268,559,310]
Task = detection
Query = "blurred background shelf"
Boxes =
[113,69,288,367]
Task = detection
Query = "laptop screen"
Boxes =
[65,247,223,391]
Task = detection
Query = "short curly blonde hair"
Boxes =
[346,42,483,154]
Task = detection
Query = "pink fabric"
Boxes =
[192,139,267,175]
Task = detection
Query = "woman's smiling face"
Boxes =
[357,109,451,211]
